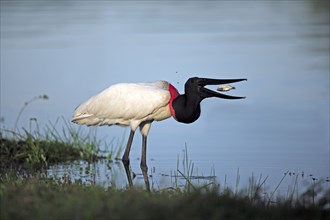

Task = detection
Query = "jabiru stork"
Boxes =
[72,77,246,183]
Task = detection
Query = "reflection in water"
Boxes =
[47,157,217,191]
[48,160,127,189]
[48,159,152,190]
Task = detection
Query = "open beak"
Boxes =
[198,77,247,99]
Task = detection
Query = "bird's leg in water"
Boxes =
[141,135,150,191]
[122,130,135,166]
[123,161,133,187]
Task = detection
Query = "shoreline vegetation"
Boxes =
[1,175,328,220]
[1,95,329,219]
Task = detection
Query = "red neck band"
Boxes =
[168,83,180,120]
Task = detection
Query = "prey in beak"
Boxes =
[194,77,247,100]
[171,77,246,124]
[217,85,235,92]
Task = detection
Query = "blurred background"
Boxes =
[1,0,329,190]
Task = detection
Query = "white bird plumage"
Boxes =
[72,80,172,136]
[72,77,246,190]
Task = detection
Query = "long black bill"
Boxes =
[198,77,247,99]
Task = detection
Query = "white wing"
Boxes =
[72,81,171,129]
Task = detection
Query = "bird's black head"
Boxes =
[185,77,246,100]
[172,77,246,124]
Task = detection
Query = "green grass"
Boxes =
[1,94,122,167]
[1,115,123,168]
[1,119,328,220]
[0,95,329,219]
[0,119,114,168]
[0,174,328,220]
[1,125,328,220]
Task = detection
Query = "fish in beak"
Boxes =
[196,77,247,99]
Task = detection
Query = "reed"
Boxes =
[1,95,122,167]
[1,95,329,220]
[0,171,328,220]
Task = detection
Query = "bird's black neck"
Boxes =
[171,94,202,124]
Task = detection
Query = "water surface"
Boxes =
[1,1,329,192]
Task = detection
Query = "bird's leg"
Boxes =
[140,135,150,191]
[123,161,133,187]
[122,130,135,166]
[140,135,148,169]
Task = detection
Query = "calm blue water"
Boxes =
[1,1,329,193]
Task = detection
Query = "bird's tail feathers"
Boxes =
[71,113,94,124]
